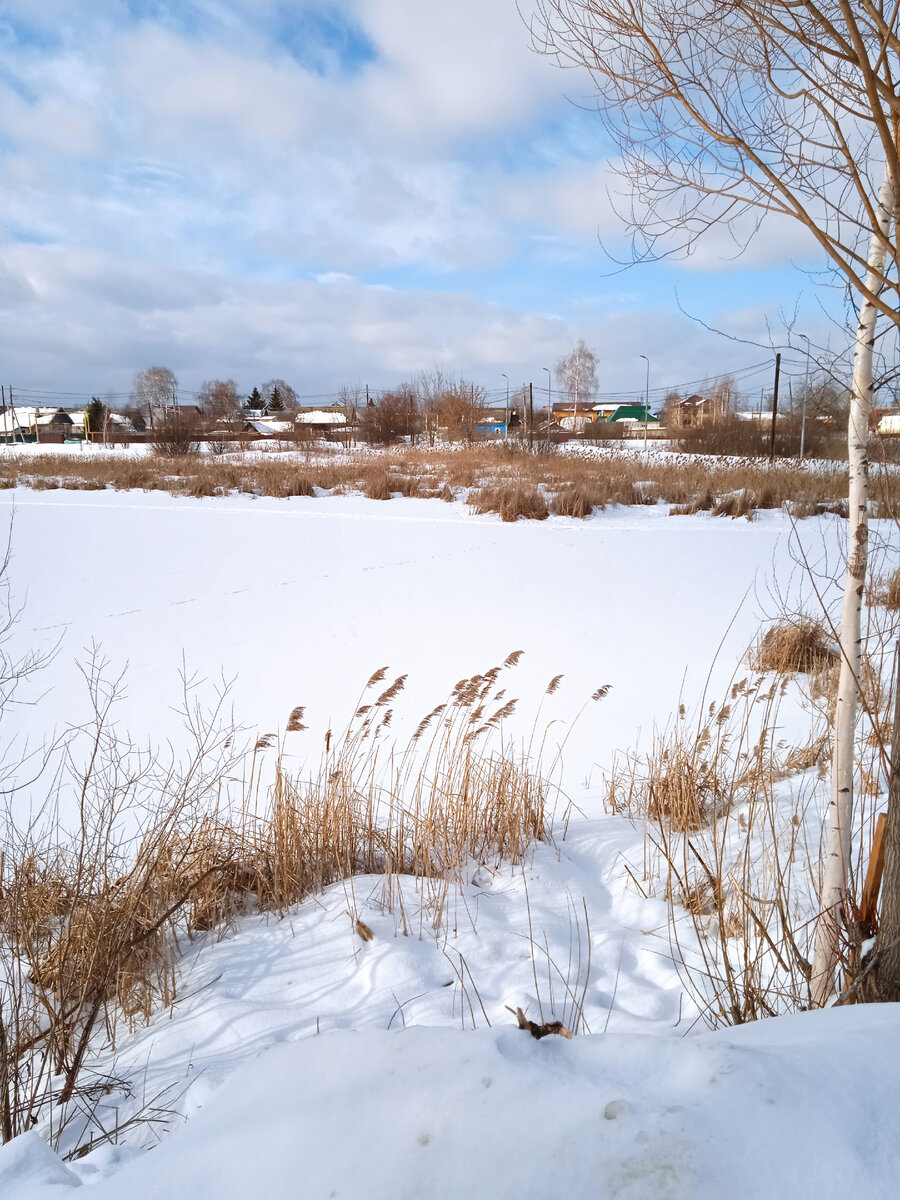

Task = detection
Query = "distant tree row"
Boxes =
[131,368,300,422]
[353,371,494,446]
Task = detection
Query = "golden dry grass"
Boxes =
[468,482,549,522]
[0,442,890,519]
[869,569,900,610]
[749,618,839,675]
[0,655,554,1143]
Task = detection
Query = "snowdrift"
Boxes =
[3,1006,898,1200]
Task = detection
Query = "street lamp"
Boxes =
[639,354,650,453]
[543,367,551,443]
[799,334,811,458]
[501,372,509,430]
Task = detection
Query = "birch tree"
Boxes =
[555,340,599,410]
[534,0,900,1005]
[133,367,177,427]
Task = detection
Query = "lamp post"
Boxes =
[639,354,650,452]
[543,367,551,444]
[501,372,509,431]
[799,334,811,458]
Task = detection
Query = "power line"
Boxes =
[4,355,820,412]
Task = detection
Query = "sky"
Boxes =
[0,0,853,408]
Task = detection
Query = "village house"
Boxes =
[0,406,76,443]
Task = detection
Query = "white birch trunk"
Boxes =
[810,165,895,1007]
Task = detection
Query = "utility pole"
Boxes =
[8,385,22,445]
[528,382,534,450]
[800,334,811,458]
[769,353,781,464]
[543,367,551,446]
[639,354,650,454]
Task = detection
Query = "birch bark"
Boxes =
[811,165,896,1007]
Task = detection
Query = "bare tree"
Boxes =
[554,341,598,416]
[439,380,485,444]
[416,367,452,446]
[132,367,177,428]
[197,380,241,425]
[535,1,900,1004]
[358,391,413,446]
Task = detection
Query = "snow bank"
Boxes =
[4,1006,898,1199]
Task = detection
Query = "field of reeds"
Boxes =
[0,649,575,1152]
[3,442,899,520]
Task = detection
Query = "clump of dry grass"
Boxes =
[1,653,556,1149]
[550,484,596,519]
[363,471,392,500]
[869,569,900,610]
[750,617,838,675]
[643,742,724,831]
[711,489,754,519]
[607,704,733,833]
[468,482,549,522]
[780,733,829,777]
[669,488,715,516]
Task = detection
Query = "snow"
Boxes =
[2,484,898,1196]
[4,1006,900,1199]
[0,488,856,808]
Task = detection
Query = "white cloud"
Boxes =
[0,0,843,396]
[0,237,815,403]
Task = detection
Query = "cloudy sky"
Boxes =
[0,0,838,407]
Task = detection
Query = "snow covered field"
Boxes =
[0,487,857,797]
[2,486,899,1197]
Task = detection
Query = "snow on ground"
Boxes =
[1,487,863,810]
[2,486,899,1196]
[5,1005,900,1199]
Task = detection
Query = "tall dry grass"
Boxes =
[606,607,894,1029]
[2,442,896,520]
[1,651,556,1152]
[606,678,824,1025]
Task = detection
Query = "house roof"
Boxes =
[0,406,74,433]
[244,419,293,435]
[294,410,347,425]
[606,405,660,423]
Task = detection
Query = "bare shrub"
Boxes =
[149,412,201,457]
[750,618,839,674]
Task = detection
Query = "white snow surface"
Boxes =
[2,486,898,1197]
[0,487,861,805]
[3,1006,900,1198]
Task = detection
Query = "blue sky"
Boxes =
[0,0,844,404]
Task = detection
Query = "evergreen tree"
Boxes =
[268,386,285,412]
[86,397,106,434]
[246,387,263,411]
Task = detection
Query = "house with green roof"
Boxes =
[606,405,660,425]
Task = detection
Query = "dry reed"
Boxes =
[749,617,839,675]
[1,653,555,1151]
[0,442,886,520]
